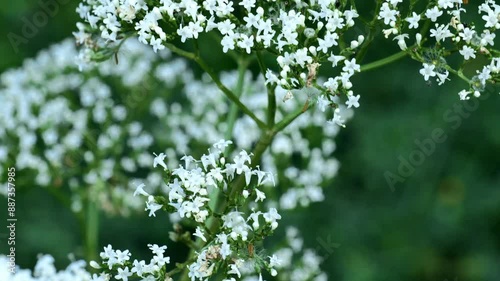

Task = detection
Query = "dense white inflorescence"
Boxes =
[74,0,499,117]
[377,0,499,99]
[74,0,366,118]
[84,140,327,280]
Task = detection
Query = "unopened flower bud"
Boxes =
[89,261,101,269]
[308,46,317,56]
[416,33,422,46]
[479,46,490,55]
[252,221,259,229]
[304,28,316,39]
[358,35,365,44]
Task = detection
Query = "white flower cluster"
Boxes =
[0,254,93,281]
[141,139,277,221]
[0,38,174,216]
[75,0,365,114]
[103,140,281,280]
[90,244,170,281]
[377,0,499,99]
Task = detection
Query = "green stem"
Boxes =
[224,59,249,143]
[360,51,408,72]
[446,67,471,84]
[84,197,99,264]
[273,106,309,133]
[256,51,277,127]
[227,105,311,200]
[165,43,267,129]
[355,0,383,63]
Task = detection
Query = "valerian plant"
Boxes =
[2,0,499,280]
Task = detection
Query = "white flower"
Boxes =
[268,254,281,276]
[329,108,346,127]
[342,58,360,74]
[221,34,236,53]
[458,90,471,100]
[150,36,165,53]
[194,226,207,242]
[346,93,360,109]
[419,63,437,81]
[393,34,409,50]
[425,7,443,22]
[328,54,345,67]
[153,152,167,170]
[317,95,331,112]
[430,24,453,43]
[145,196,163,217]
[480,30,495,47]
[459,46,476,60]
[263,208,281,230]
[436,70,449,85]
[294,48,313,67]
[237,34,254,54]
[482,9,499,28]
[218,19,236,35]
[459,27,476,43]
[255,188,266,202]
[133,183,150,197]
[405,12,420,29]
[378,3,398,25]
[115,267,132,281]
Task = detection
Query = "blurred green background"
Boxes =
[1,1,499,281]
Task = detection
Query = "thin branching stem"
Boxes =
[165,43,267,129]
[256,51,277,127]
